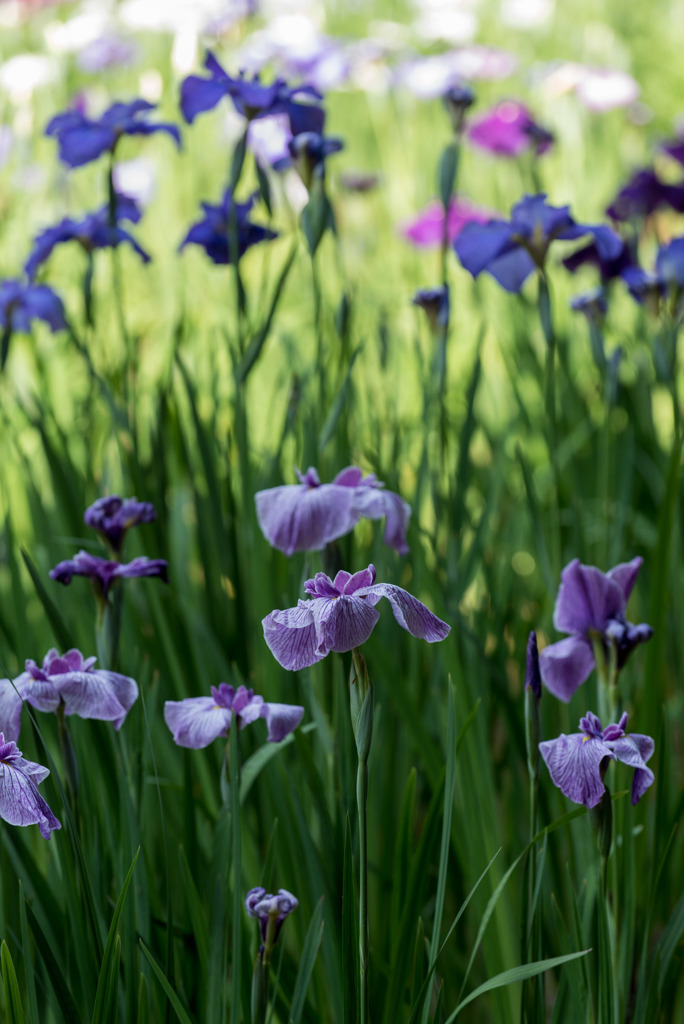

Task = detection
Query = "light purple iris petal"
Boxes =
[351,487,411,555]
[260,702,305,742]
[609,734,655,804]
[15,672,61,714]
[539,733,614,808]
[539,635,595,702]
[360,583,451,642]
[164,696,231,748]
[262,602,325,671]
[321,595,381,653]
[485,246,537,292]
[56,670,139,729]
[254,482,357,555]
[606,557,643,602]
[553,559,625,635]
[0,680,26,742]
[333,466,365,487]
[0,738,61,839]
[453,220,515,277]
[341,566,377,594]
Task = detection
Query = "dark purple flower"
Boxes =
[84,495,156,554]
[412,286,450,331]
[606,168,684,222]
[0,733,61,840]
[443,82,475,133]
[46,99,180,169]
[661,138,684,167]
[540,711,654,807]
[164,683,303,749]
[49,550,168,598]
[562,232,633,282]
[262,564,450,671]
[25,195,149,279]
[0,279,66,334]
[245,887,298,948]
[619,239,684,309]
[525,631,541,700]
[570,288,608,323]
[467,100,553,158]
[180,52,324,136]
[255,466,411,556]
[453,194,624,293]
[274,132,344,189]
[179,188,276,265]
[655,236,684,288]
[0,648,138,741]
[539,558,652,702]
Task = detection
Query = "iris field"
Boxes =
[0,0,683,1021]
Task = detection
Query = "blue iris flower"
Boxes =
[180,52,324,136]
[453,194,623,293]
[25,194,150,278]
[179,189,277,265]
[0,279,66,367]
[46,99,180,169]
[606,168,684,222]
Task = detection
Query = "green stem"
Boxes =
[350,649,374,1024]
[538,273,561,576]
[230,715,243,1024]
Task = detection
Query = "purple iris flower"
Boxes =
[84,495,156,555]
[245,887,298,949]
[0,649,138,741]
[467,100,553,158]
[179,189,276,265]
[540,711,654,808]
[164,683,303,749]
[453,194,624,293]
[0,279,66,334]
[562,232,633,282]
[606,168,684,222]
[0,733,61,840]
[46,99,180,169]
[49,550,168,598]
[274,132,344,189]
[180,53,324,136]
[570,288,608,323]
[413,286,450,331]
[655,236,684,288]
[661,138,684,167]
[620,238,684,308]
[255,466,411,557]
[539,558,652,703]
[25,195,149,279]
[262,564,450,671]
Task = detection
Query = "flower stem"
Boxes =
[230,714,243,1024]
[350,648,374,1024]
[537,274,561,576]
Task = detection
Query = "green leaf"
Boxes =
[1,940,26,1024]
[20,548,74,652]
[91,848,139,1024]
[444,951,591,1022]
[342,814,358,1024]
[139,940,196,1024]
[236,243,298,383]
[318,344,362,452]
[240,723,316,805]
[18,882,38,1024]
[25,903,83,1024]
[289,896,325,1024]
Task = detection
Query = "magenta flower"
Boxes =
[262,564,450,671]
[0,733,61,840]
[84,495,156,555]
[467,100,553,158]
[0,648,138,741]
[540,711,654,807]
[539,558,652,702]
[400,198,495,248]
[164,683,303,749]
[50,550,168,598]
[255,466,411,556]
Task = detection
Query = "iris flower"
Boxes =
[274,132,344,189]
[262,564,450,671]
[606,168,684,222]
[412,286,450,331]
[539,558,652,702]
[164,683,303,748]
[401,198,494,249]
[540,711,654,807]
[0,733,61,840]
[180,189,276,265]
[46,99,180,168]
[453,193,623,293]
[255,466,411,556]
[245,887,298,950]
[25,195,150,278]
[467,100,553,158]
[50,549,168,598]
[180,53,324,136]
[0,279,66,334]
[84,495,156,555]
[0,649,138,741]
